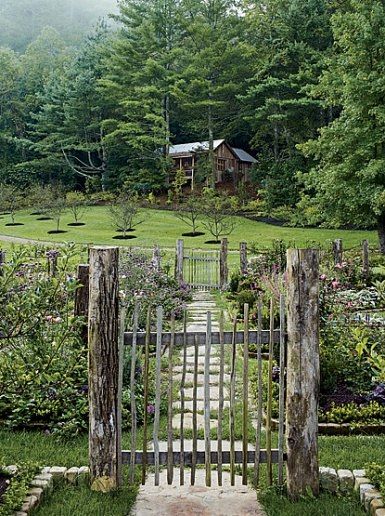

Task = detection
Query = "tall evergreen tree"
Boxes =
[300,0,385,251]
[242,0,332,208]
[29,23,113,188]
[100,0,184,192]
[175,0,250,187]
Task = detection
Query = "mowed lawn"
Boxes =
[0,206,377,250]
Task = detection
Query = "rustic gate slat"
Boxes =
[278,293,286,485]
[242,303,249,486]
[266,298,274,486]
[191,334,198,485]
[204,312,212,487]
[129,303,139,484]
[167,313,175,485]
[141,308,151,485]
[230,317,237,486]
[254,298,263,487]
[179,310,187,486]
[153,306,163,486]
[217,310,225,487]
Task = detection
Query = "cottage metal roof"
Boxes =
[232,148,257,163]
[169,139,225,155]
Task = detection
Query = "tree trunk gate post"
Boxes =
[332,239,343,265]
[74,264,90,344]
[362,239,369,283]
[240,241,247,275]
[220,238,228,290]
[88,247,122,492]
[286,249,320,499]
[175,239,184,284]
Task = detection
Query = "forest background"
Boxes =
[1,0,385,246]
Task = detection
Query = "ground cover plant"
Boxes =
[0,461,40,516]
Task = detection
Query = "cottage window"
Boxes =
[217,158,226,172]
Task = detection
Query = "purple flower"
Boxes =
[147,404,155,414]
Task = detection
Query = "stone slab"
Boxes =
[132,470,265,515]
[173,400,230,412]
[172,412,218,430]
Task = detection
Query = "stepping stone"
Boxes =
[172,412,218,430]
[174,373,231,386]
[173,400,230,411]
[185,356,220,367]
[184,386,222,401]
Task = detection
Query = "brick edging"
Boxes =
[319,467,384,515]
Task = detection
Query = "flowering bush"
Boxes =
[0,245,88,437]
[119,249,192,330]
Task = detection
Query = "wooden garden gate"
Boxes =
[87,246,321,500]
[121,301,286,488]
[175,239,228,290]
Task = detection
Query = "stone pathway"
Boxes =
[132,290,264,515]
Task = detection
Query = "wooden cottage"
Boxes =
[169,139,256,188]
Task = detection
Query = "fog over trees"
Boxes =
[0,0,117,51]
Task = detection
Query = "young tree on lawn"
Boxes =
[176,194,202,235]
[0,184,23,224]
[300,0,385,252]
[109,194,144,238]
[47,190,67,232]
[66,191,88,224]
[202,189,236,242]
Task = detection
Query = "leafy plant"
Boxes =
[366,463,385,497]
[0,461,40,516]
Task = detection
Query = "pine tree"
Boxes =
[100,0,184,192]
[300,0,385,251]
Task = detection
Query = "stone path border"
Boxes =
[4,465,90,515]
[319,467,385,515]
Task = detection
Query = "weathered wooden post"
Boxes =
[0,250,5,276]
[362,240,369,283]
[286,249,320,499]
[175,239,184,284]
[240,241,247,275]
[74,264,90,344]
[220,238,228,290]
[88,246,122,492]
[47,251,58,277]
[152,245,161,271]
[332,239,343,264]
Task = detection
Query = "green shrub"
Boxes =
[319,401,385,425]
[366,463,385,497]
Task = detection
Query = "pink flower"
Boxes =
[335,263,342,269]
[331,280,339,289]
[320,274,327,281]
[347,301,353,308]
[45,315,53,322]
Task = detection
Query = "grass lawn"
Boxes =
[0,206,377,251]
[0,428,383,515]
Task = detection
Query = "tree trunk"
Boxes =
[286,249,320,500]
[378,214,385,254]
[88,247,121,492]
[208,103,215,189]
